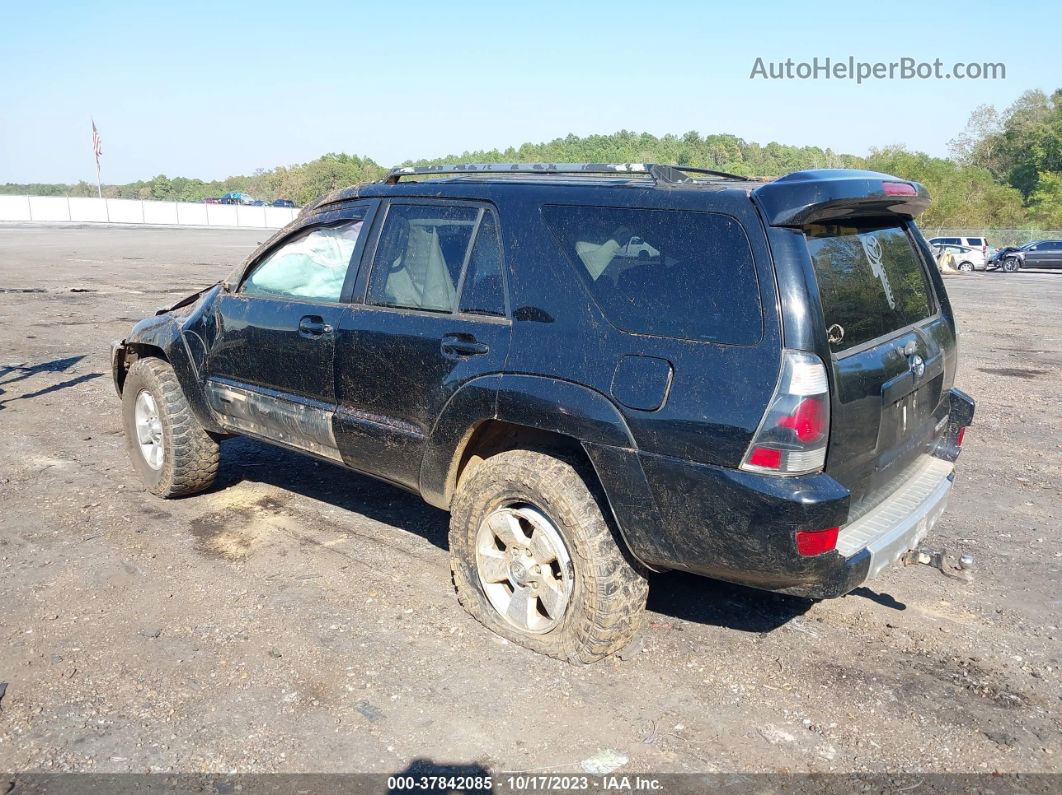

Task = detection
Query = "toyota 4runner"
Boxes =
[112,163,975,663]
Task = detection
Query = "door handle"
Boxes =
[298,315,333,338]
[441,332,489,358]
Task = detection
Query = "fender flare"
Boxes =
[118,313,224,434]
[419,374,637,508]
[420,373,667,569]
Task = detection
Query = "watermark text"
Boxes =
[750,56,1005,83]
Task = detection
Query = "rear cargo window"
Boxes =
[805,222,933,353]
[542,205,761,344]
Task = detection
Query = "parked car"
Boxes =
[203,197,220,204]
[927,236,988,270]
[219,192,260,206]
[272,198,296,208]
[988,239,1062,272]
[111,164,974,663]
[931,243,981,272]
[621,235,660,259]
[928,235,988,255]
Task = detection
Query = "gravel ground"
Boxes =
[0,225,1058,774]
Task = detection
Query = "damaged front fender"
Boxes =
[110,285,226,434]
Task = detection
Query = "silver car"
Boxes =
[931,243,984,272]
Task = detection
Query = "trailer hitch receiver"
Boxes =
[902,545,975,583]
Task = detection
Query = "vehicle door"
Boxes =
[1038,241,1062,268]
[203,202,375,460]
[333,200,512,489]
[804,219,951,518]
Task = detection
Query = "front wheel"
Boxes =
[121,357,219,497]
[1003,257,1021,273]
[449,449,648,663]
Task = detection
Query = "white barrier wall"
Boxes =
[0,196,299,229]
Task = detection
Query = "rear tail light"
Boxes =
[882,181,917,196]
[956,426,966,447]
[795,527,839,557]
[741,350,830,475]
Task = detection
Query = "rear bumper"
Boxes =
[632,452,956,599]
[834,456,953,582]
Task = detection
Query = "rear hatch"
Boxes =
[803,219,953,518]
[752,170,956,520]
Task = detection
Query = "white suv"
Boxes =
[928,236,989,270]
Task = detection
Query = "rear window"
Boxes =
[805,221,933,353]
[542,205,762,344]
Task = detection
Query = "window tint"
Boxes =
[940,237,961,245]
[966,237,984,246]
[241,220,362,302]
[805,222,933,353]
[541,205,761,344]
[368,204,478,312]
[458,211,506,317]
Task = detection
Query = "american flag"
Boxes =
[91,119,102,166]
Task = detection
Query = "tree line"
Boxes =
[3,88,1059,230]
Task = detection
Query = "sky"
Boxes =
[1,0,1059,185]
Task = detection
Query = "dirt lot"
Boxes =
[0,225,1059,775]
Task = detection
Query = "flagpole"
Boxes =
[91,117,103,199]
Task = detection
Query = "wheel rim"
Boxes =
[133,389,164,470]
[475,504,574,634]
[960,262,973,272]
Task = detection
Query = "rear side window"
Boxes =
[458,212,506,317]
[805,221,933,353]
[966,237,984,246]
[368,204,479,312]
[542,205,762,344]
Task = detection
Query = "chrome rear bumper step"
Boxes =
[836,456,955,580]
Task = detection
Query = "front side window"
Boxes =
[542,205,762,344]
[805,221,933,353]
[241,220,363,302]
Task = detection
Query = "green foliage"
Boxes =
[954,88,1062,222]
[2,92,1059,229]
[400,130,859,178]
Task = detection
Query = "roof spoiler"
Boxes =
[752,169,930,227]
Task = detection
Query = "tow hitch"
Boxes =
[902,546,975,583]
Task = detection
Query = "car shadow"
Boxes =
[646,570,813,632]
[0,355,101,410]
[215,436,451,550]
[217,436,815,632]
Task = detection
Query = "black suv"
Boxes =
[112,164,975,663]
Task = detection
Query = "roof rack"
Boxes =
[383,163,751,185]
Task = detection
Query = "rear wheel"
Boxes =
[958,261,974,272]
[121,358,219,498]
[449,449,648,663]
